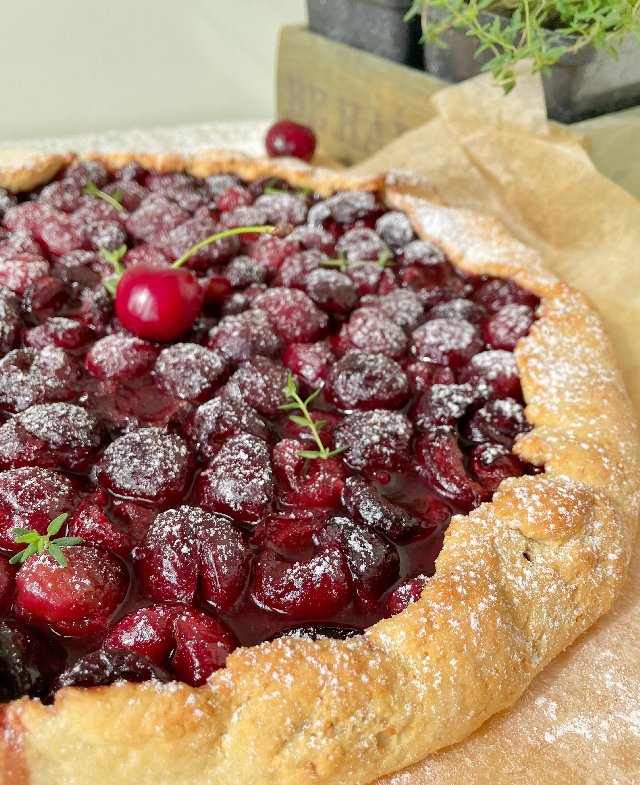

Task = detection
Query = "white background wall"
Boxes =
[0,0,307,141]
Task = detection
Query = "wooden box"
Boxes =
[276,26,640,198]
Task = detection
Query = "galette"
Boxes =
[0,151,636,785]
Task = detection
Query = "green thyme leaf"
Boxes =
[10,515,82,568]
[321,250,393,273]
[289,414,311,427]
[297,449,324,460]
[263,178,312,198]
[47,513,69,537]
[11,528,33,539]
[47,543,67,568]
[51,537,84,547]
[99,244,127,275]
[83,180,124,212]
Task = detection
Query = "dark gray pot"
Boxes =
[423,9,640,123]
[307,0,424,67]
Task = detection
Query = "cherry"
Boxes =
[104,604,236,686]
[413,383,480,431]
[0,256,50,297]
[334,410,413,473]
[115,265,203,342]
[0,467,78,551]
[153,343,227,402]
[415,430,484,512]
[383,576,426,618]
[363,288,424,330]
[483,304,535,351]
[375,211,415,248]
[15,545,128,637]
[0,287,21,354]
[52,650,170,692]
[96,428,194,507]
[171,611,237,686]
[462,397,529,448]
[469,443,524,494]
[405,361,455,392]
[251,287,328,343]
[303,268,358,314]
[222,357,289,417]
[336,307,407,359]
[251,509,326,559]
[272,439,345,508]
[321,517,399,610]
[0,618,65,701]
[0,402,105,472]
[196,433,274,522]
[207,309,282,363]
[341,477,424,542]
[254,193,308,226]
[265,120,317,162]
[23,317,92,351]
[66,491,132,556]
[325,352,409,411]
[410,317,484,367]
[283,341,335,388]
[252,546,351,619]
[185,397,268,459]
[136,506,250,611]
[85,334,157,381]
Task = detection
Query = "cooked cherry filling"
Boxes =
[0,161,541,701]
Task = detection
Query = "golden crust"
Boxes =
[0,151,638,785]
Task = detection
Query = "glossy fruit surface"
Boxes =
[115,265,204,341]
[265,120,317,161]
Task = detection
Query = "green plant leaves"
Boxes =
[9,513,83,567]
[411,0,640,92]
[278,373,350,461]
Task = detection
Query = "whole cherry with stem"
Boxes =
[106,225,275,342]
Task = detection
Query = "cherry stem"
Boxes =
[171,225,275,269]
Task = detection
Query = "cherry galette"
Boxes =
[0,158,546,698]
[0,154,635,785]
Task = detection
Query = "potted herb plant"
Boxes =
[307,0,424,67]
[407,0,640,122]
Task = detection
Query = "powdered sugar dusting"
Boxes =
[198,433,273,520]
[96,427,193,504]
[15,402,101,448]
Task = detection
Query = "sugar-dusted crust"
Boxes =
[0,152,638,785]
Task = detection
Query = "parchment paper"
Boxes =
[351,72,640,785]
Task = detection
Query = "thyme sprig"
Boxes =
[321,250,393,274]
[279,374,349,460]
[99,244,128,296]
[263,178,312,198]
[9,514,83,568]
[83,180,124,212]
[407,0,640,92]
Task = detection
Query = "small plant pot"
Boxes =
[423,9,640,123]
[307,0,424,68]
